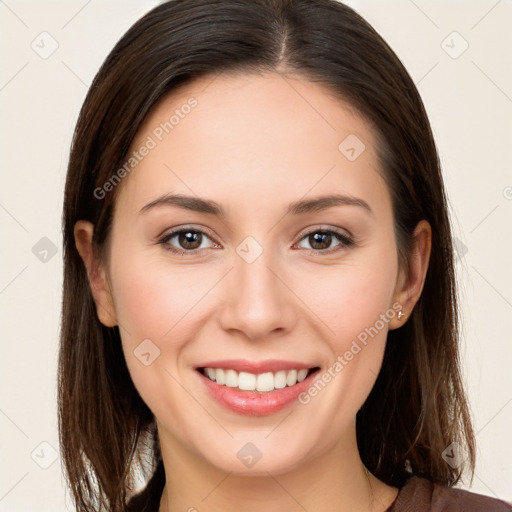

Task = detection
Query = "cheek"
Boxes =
[294,242,398,353]
[109,254,219,346]
[290,239,398,428]
[108,255,220,431]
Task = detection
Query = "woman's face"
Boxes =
[101,72,407,475]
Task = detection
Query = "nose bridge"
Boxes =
[218,240,295,340]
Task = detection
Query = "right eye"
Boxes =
[159,228,220,255]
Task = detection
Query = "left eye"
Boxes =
[160,229,217,253]
[296,230,354,253]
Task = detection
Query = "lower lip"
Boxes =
[196,369,318,416]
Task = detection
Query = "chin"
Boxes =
[192,434,315,477]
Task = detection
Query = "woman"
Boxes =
[58,1,512,511]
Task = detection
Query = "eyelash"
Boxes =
[158,226,355,256]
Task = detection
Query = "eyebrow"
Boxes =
[139,194,225,216]
[139,193,373,217]
[287,194,373,217]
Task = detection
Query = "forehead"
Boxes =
[117,72,389,217]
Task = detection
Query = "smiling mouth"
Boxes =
[197,367,321,393]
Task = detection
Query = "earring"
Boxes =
[397,310,405,320]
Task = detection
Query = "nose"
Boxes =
[218,247,297,342]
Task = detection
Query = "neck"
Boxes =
[157,423,397,512]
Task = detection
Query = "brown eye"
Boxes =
[160,228,218,254]
[308,232,333,250]
[297,229,354,254]
[178,231,203,250]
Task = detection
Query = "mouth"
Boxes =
[197,366,320,393]
[195,361,321,416]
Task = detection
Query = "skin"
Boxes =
[75,71,431,512]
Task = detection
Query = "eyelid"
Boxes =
[157,224,218,241]
[295,224,354,241]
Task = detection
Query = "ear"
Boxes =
[389,219,432,330]
[74,220,118,327]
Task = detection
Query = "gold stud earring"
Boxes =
[397,310,405,320]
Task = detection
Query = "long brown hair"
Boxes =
[59,0,475,510]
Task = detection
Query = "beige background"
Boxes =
[0,0,511,510]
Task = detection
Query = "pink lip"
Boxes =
[196,359,315,373]
[195,364,320,417]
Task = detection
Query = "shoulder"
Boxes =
[389,475,512,512]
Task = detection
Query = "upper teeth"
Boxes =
[203,368,310,392]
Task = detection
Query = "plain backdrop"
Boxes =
[0,1,511,510]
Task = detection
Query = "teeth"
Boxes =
[224,369,238,387]
[215,368,225,385]
[256,372,274,392]
[274,370,287,389]
[286,370,297,386]
[203,367,312,392]
[297,369,308,382]
[238,372,256,390]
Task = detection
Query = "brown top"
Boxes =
[128,463,512,512]
[386,476,512,512]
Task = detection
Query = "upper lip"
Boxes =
[196,359,318,374]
